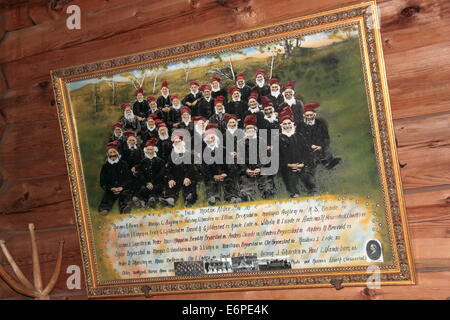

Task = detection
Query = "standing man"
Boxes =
[242,91,264,128]
[133,87,150,122]
[133,138,166,208]
[167,95,183,130]
[140,114,159,147]
[182,81,203,109]
[260,96,280,147]
[208,96,227,134]
[210,76,228,101]
[267,78,284,111]
[252,69,270,100]
[297,103,341,170]
[280,81,304,122]
[223,113,243,203]
[196,84,215,118]
[156,122,172,162]
[226,86,247,118]
[279,112,318,197]
[157,80,171,110]
[235,73,252,103]
[147,96,163,119]
[98,141,132,215]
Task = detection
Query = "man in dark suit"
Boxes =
[267,78,284,111]
[182,81,203,108]
[226,86,247,119]
[98,141,133,215]
[251,69,270,101]
[157,80,172,110]
[297,103,341,170]
[196,84,214,118]
[210,76,228,101]
[235,73,252,103]
[208,96,227,134]
[133,87,150,122]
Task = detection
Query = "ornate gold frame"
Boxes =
[51,1,416,298]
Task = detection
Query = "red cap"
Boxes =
[279,105,294,118]
[121,103,132,110]
[255,69,267,77]
[236,73,245,81]
[157,122,167,129]
[192,116,207,122]
[248,91,259,102]
[189,81,200,87]
[304,102,320,113]
[280,114,294,123]
[112,122,123,129]
[171,135,184,142]
[145,137,158,147]
[148,114,158,120]
[228,86,240,95]
[224,113,238,123]
[261,96,273,109]
[171,95,180,101]
[181,107,191,114]
[161,80,169,88]
[123,130,136,138]
[244,114,257,128]
[214,96,225,105]
[200,84,211,91]
[147,96,156,102]
[204,123,220,136]
[211,77,221,83]
[268,78,280,86]
[282,81,296,92]
[136,87,144,95]
[106,141,119,151]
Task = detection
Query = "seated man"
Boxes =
[140,114,159,148]
[147,96,163,119]
[279,110,318,197]
[178,106,194,136]
[238,114,275,201]
[133,138,166,209]
[182,81,202,108]
[242,91,264,128]
[98,141,132,215]
[156,122,172,163]
[208,96,227,134]
[163,136,197,207]
[297,103,341,170]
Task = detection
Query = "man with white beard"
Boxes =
[242,91,264,128]
[178,106,194,136]
[132,87,150,122]
[235,73,251,102]
[119,103,141,134]
[156,122,172,163]
[163,136,197,207]
[109,122,126,148]
[201,124,230,205]
[251,69,270,101]
[133,138,166,209]
[260,96,280,147]
[208,96,227,134]
[182,81,203,108]
[279,110,317,197]
[120,131,143,197]
[157,80,172,110]
[167,95,183,130]
[226,86,247,118]
[297,103,341,170]
[147,96,163,120]
[192,116,208,152]
[210,76,228,101]
[223,114,243,203]
[267,78,284,110]
[239,114,274,201]
[280,81,304,122]
[140,114,159,148]
[98,141,132,215]
[196,84,214,118]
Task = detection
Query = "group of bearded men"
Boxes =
[99,69,341,215]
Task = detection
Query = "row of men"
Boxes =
[100,102,341,215]
[127,69,302,125]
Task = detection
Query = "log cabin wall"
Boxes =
[0,0,449,300]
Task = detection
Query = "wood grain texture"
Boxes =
[0,0,449,300]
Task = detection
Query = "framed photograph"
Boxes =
[51,1,415,298]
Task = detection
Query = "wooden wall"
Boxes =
[0,0,449,300]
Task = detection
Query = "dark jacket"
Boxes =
[100,160,132,191]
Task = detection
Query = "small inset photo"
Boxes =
[365,239,383,262]
[203,258,233,274]
[257,256,292,271]
[174,261,206,276]
[231,255,259,272]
